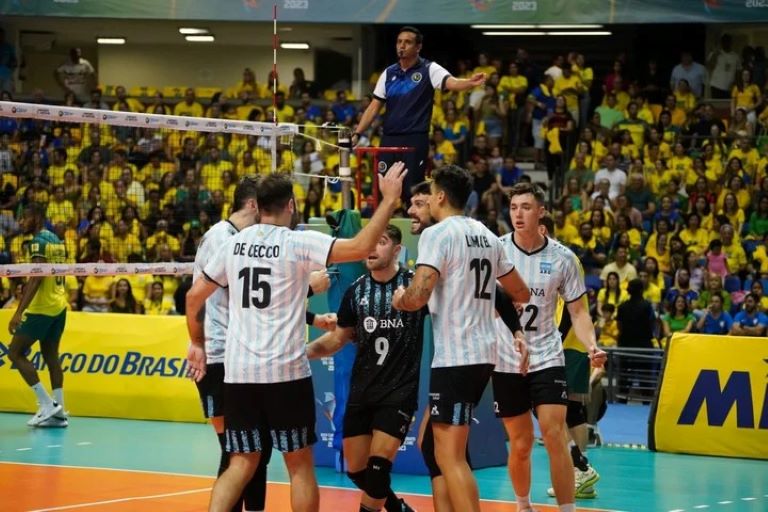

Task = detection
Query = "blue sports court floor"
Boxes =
[1,406,766,511]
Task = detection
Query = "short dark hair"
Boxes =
[431,165,473,209]
[538,212,554,234]
[601,303,616,314]
[744,292,758,303]
[385,224,402,245]
[709,239,723,251]
[257,173,294,214]
[411,181,431,196]
[233,175,260,213]
[23,202,46,222]
[509,182,546,204]
[627,278,644,299]
[398,26,423,44]
[710,291,723,304]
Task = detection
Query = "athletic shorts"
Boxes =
[195,363,225,419]
[564,349,590,396]
[343,402,417,443]
[429,364,494,426]
[16,310,66,344]
[492,366,568,418]
[223,377,317,454]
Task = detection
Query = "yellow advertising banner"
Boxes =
[650,333,768,460]
[0,310,205,423]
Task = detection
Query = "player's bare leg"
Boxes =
[417,411,454,512]
[8,334,41,386]
[536,403,575,505]
[432,423,480,512]
[209,452,260,512]
[283,446,319,512]
[502,413,534,502]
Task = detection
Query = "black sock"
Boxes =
[570,444,589,472]
[243,457,268,511]
[384,490,402,511]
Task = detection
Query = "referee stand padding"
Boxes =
[649,333,768,460]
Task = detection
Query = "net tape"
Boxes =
[0,101,299,137]
[0,262,194,278]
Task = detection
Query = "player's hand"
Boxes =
[378,161,407,203]
[468,72,487,87]
[8,313,21,335]
[313,313,337,331]
[588,345,607,368]
[186,343,207,383]
[392,285,406,311]
[309,269,331,294]
[514,331,529,376]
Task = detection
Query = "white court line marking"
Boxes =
[47,445,61,448]
[28,487,211,512]
[668,509,685,512]
[718,501,733,505]
[741,498,756,501]
[75,442,92,446]
[694,506,709,509]
[16,447,31,451]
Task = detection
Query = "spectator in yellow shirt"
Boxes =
[173,88,204,117]
[731,69,762,124]
[145,219,180,259]
[82,273,113,312]
[433,127,457,166]
[143,281,175,315]
[597,303,618,347]
[673,79,696,113]
[46,185,75,226]
[112,85,144,113]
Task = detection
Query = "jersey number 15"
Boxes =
[238,267,272,309]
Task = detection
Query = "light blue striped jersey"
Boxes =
[416,215,515,368]
[495,234,586,373]
[193,220,238,364]
[204,224,335,384]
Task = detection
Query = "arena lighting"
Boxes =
[280,42,310,50]
[547,31,612,36]
[538,24,604,29]
[96,37,126,45]
[185,35,215,42]
[178,27,209,35]
[482,31,547,36]
[470,24,536,29]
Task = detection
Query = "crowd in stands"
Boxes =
[0,38,766,340]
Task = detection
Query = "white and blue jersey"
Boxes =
[193,220,239,365]
[373,58,451,135]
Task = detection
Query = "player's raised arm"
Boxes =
[306,325,355,359]
[328,161,407,264]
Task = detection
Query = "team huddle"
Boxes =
[184,163,607,512]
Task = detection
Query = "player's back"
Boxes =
[497,235,586,372]
[193,220,238,364]
[417,216,510,368]
[205,223,333,384]
[26,229,68,316]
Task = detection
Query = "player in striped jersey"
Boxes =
[306,225,420,512]
[393,165,530,512]
[186,164,406,512]
[406,180,527,512]
[492,183,606,512]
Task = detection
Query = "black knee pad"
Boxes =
[566,400,586,429]
[420,422,442,478]
[365,456,392,500]
[347,469,368,492]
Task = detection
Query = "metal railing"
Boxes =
[602,346,665,404]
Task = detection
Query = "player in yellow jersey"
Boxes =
[7,204,69,427]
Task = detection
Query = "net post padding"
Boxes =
[354,146,414,209]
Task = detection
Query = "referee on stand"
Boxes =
[353,26,486,201]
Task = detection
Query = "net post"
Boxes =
[338,128,352,210]
[355,148,363,210]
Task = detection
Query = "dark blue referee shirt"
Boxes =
[373,57,451,136]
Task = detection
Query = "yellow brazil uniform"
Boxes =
[557,296,591,395]
[17,230,68,342]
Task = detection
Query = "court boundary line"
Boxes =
[28,487,212,512]
[1,461,623,512]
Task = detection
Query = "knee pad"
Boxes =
[566,400,586,429]
[420,423,442,479]
[365,456,392,500]
[347,469,368,492]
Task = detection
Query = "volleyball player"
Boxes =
[7,203,68,428]
[492,183,606,512]
[406,180,527,512]
[306,224,421,512]
[392,165,530,512]
[186,164,406,512]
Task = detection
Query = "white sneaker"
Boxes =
[54,408,69,420]
[36,416,69,428]
[575,465,600,493]
[27,402,63,427]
